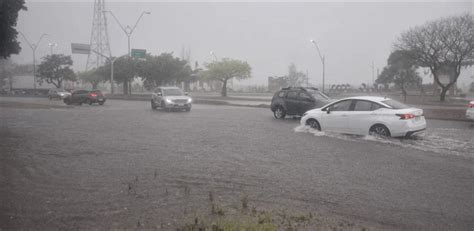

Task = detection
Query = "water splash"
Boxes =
[295,125,473,158]
[294,125,325,136]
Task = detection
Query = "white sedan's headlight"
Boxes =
[165,98,173,104]
[187,98,192,103]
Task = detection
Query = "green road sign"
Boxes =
[131,49,146,59]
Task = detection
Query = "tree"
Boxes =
[137,53,192,90]
[0,59,14,89]
[395,13,474,101]
[0,0,26,58]
[96,55,137,95]
[78,69,103,89]
[0,60,34,90]
[376,50,422,102]
[202,58,251,97]
[37,54,76,88]
[287,63,307,87]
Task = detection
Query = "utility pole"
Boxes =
[19,32,47,90]
[371,61,375,85]
[310,39,326,93]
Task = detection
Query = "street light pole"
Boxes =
[19,32,47,90]
[103,10,151,56]
[104,10,150,94]
[110,58,117,94]
[371,61,375,86]
[310,39,326,93]
[91,50,117,94]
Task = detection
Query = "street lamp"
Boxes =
[103,10,151,57]
[19,32,48,90]
[48,43,58,55]
[370,61,375,86]
[91,50,117,94]
[310,39,325,93]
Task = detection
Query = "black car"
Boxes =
[270,87,332,119]
[63,90,106,105]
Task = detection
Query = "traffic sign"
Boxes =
[71,43,91,54]
[131,49,146,59]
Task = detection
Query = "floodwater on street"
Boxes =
[1,98,473,230]
[294,123,474,158]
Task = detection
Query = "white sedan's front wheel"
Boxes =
[305,119,321,131]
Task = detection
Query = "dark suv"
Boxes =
[271,87,331,119]
[63,90,106,106]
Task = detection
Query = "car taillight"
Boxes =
[469,102,474,108]
[90,93,97,97]
[396,113,416,120]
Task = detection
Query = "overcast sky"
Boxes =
[13,0,473,88]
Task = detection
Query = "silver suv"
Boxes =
[151,86,192,111]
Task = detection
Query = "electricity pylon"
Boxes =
[86,0,111,70]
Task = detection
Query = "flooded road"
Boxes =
[1,98,473,230]
[294,120,473,158]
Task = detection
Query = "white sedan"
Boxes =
[300,96,426,137]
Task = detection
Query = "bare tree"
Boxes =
[395,13,473,101]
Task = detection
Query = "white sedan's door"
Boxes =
[319,100,353,133]
[347,100,383,135]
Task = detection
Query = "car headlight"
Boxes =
[165,98,173,104]
[187,98,192,103]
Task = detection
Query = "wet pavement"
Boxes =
[0,97,473,230]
